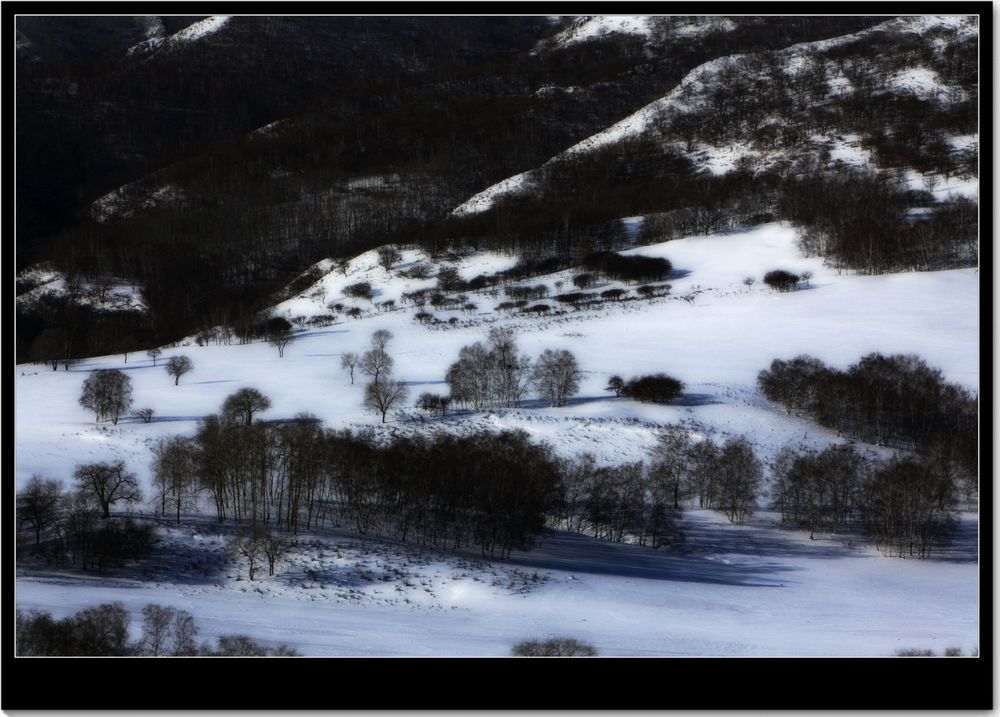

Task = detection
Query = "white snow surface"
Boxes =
[172,15,230,43]
[127,16,229,56]
[14,223,979,656]
[452,172,532,216]
[552,15,655,46]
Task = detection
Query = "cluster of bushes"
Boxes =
[343,281,373,300]
[763,269,800,292]
[606,374,684,404]
[758,353,977,475]
[512,637,597,656]
[582,252,672,283]
[15,603,297,656]
[505,284,548,301]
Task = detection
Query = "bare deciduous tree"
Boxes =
[73,460,142,519]
[226,529,265,581]
[267,317,294,358]
[221,388,271,426]
[165,355,193,385]
[364,378,409,423]
[18,476,63,544]
[340,352,359,384]
[532,349,581,407]
[376,246,403,273]
[151,436,199,523]
[79,369,134,424]
[146,348,162,366]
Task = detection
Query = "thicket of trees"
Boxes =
[771,443,959,557]
[446,328,534,410]
[192,423,563,559]
[15,602,298,656]
[758,353,978,476]
[444,329,585,410]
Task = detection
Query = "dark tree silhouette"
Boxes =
[73,460,142,519]
[165,355,193,385]
[79,369,133,424]
[222,388,272,425]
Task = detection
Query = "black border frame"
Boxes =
[4,1,993,709]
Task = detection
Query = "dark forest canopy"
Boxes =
[16,14,976,361]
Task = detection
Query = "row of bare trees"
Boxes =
[16,602,297,656]
[772,443,961,557]
[444,327,581,410]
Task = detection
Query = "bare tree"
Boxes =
[221,388,271,426]
[340,352,359,384]
[649,426,692,509]
[376,246,403,273]
[79,369,134,424]
[73,460,142,519]
[360,330,395,384]
[17,476,63,544]
[151,436,199,523]
[266,317,294,358]
[146,348,162,366]
[226,529,264,581]
[532,349,582,407]
[605,375,626,397]
[364,378,409,423]
[139,604,175,656]
[260,530,289,576]
[716,436,762,525]
[165,355,193,385]
[135,408,154,424]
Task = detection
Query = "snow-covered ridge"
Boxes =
[451,172,533,216]
[453,15,978,216]
[16,267,148,314]
[538,15,737,52]
[548,15,655,47]
[91,181,185,224]
[127,16,230,56]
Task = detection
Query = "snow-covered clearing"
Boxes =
[14,223,979,655]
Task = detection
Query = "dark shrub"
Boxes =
[344,282,373,299]
[624,374,684,403]
[763,270,799,292]
[512,637,598,656]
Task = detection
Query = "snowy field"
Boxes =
[14,222,979,656]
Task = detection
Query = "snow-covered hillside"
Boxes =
[127,15,230,56]
[454,14,979,216]
[14,223,979,656]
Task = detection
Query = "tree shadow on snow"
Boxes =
[504,530,799,588]
[673,393,722,407]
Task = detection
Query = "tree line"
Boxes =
[772,443,961,558]
[16,602,297,656]
[758,352,978,476]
